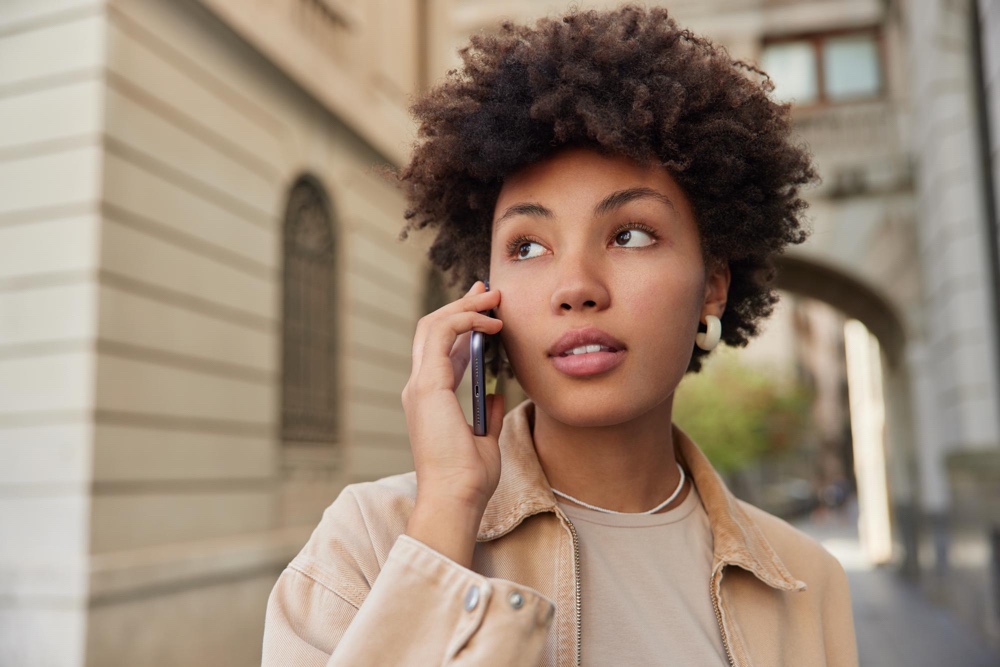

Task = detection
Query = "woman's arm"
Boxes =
[262,281,555,665]
[261,486,555,666]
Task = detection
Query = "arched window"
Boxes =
[281,176,339,446]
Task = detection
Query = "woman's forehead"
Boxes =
[493,147,689,223]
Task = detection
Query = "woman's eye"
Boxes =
[515,241,546,260]
[613,228,656,248]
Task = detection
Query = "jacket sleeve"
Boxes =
[822,555,859,667]
[261,485,556,666]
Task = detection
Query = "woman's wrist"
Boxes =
[405,498,486,570]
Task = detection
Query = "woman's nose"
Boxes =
[549,256,611,313]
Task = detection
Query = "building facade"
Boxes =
[1,0,999,663]
[1,0,427,663]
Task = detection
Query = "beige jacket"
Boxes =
[262,399,858,666]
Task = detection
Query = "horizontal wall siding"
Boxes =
[0,147,102,216]
[91,0,425,565]
[0,78,102,153]
[92,423,273,482]
[90,488,275,553]
[100,214,277,322]
[0,20,103,651]
[0,11,103,90]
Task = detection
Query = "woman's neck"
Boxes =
[532,398,687,514]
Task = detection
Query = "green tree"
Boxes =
[673,351,814,475]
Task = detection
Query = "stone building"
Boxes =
[1,0,998,663]
[1,0,426,663]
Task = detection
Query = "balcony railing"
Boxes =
[791,100,912,197]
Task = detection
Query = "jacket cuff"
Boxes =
[388,534,556,661]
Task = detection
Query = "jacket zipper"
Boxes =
[564,515,582,667]
[709,563,737,667]
[565,511,734,667]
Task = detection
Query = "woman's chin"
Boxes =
[529,389,654,429]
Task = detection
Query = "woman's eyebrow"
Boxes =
[594,187,675,216]
[494,186,675,231]
[494,202,553,229]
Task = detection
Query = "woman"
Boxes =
[262,6,858,666]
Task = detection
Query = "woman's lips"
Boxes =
[550,348,627,377]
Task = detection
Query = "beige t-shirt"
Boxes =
[556,479,730,666]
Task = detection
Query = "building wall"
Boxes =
[906,0,1000,458]
[0,2,106,665]
[980,0,1000,238]
[2,0,429,663]
[86,0,427,663]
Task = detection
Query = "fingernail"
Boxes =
[483,279,490,292]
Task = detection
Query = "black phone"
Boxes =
[470,280,490,436]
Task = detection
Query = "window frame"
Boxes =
[280,174,342,448]
[761,26,886,109]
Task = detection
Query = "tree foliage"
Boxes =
[673,350,814,474]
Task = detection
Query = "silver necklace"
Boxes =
[551,462,687,515]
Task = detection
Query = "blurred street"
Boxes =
[793,498,1000,667]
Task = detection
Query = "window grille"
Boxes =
[281,177,339,445]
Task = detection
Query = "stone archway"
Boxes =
[776,255,923,575]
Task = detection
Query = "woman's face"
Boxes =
[489,146,730,427]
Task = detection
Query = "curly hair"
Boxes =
[397,4,817,373]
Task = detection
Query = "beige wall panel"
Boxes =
[348,230,418,286]
[0,13,103,87]
[0,147,101,214]
[347,400,407,437]
[107,1,291,137]
[94,354,271,424]
[0,79,102,150]
[339,183,410,240]
[0,0,101,28]
[93,423,273,482]
[97,284,276,374]
[0,353,93,414]
[372,0,419,101]
[349,439,413,482]
[347,312,413,355]
[105,20,286,167]
[100,218,276,320]
[346,356,409,395]
[0,422,91,485]
[0,605,86,667]
[0,283,95,344]
[85,571,274,667]
[90,488,274,552]
[0,493,90,562]
[280,477,347,527]
[103,152,277,269]
[348,269,419,322]
[0,216,99,279]
[104,87,278,216]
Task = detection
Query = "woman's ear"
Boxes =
[703,260,731,318]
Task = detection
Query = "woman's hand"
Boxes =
[401,280,506,525]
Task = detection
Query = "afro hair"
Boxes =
[397,4,818,373]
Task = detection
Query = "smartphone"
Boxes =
[470,280,490,436]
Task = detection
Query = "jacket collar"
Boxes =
[477,399,806,592]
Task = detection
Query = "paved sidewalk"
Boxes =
[790,499,1000,667]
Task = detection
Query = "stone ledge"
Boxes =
[946,448,1000,527]
[88,526,312,605]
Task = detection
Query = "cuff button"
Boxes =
[508,591,524,610]
[464,585,480,612]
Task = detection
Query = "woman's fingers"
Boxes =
[410,283,500,378]
[418,312,502,389]
[450,330,473,390]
